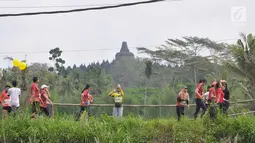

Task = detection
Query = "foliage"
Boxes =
[226,33,255,98]
[0,115,255,143]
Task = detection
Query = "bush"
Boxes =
[0,115,255,143]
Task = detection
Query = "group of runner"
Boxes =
[76,84,124,121]
[0,75,125,120]
[1,76,228,120]
[0,77,53,119]
[176,79,230,120]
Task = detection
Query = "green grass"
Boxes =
[0,113,255,143]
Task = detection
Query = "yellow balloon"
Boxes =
[19,62,27,70]
[12,59,21,67]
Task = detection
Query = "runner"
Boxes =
[108,84,124,117]
[221,80,230,114]
[30,77,41,119]
[76,84,90,121]
[40,85,53,117]
[193,79,207,119]
[176,86,190,121]
[208,81,217,119]
[215,81,224,112]
[8,80,21,117]
[0,85,11,119]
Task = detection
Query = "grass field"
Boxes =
[0,113,255,143]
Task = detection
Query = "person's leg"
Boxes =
[194,99,201,119]
[31,101,40,118]
[176,106,181,121]
[113,107,118,117]
[119,107,123,117]
[88,105,91,117]
[200,100,206,118]
[43,107,50,117]
[3,107,8,120]
[76,106,85,121]
[47,104,53,117]
[181,106,185,117]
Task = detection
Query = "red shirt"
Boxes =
[80,89,89,106]
[0,91,10,107]
[216,88,224,103]
[40,89,48,108]
[30,83,40,102]
[196,83,203,99]
[208,87,216,101]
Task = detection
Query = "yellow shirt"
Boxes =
[108,89,124,103]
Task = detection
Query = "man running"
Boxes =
[30,77,41,118]
[40,85,53,117]
[0,85,11,119]
[8,80,21,116]
[193,79,207,119]
[176,86,190,121]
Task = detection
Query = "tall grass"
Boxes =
[0,113,255,143]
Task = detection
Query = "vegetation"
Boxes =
[0,114,255,143]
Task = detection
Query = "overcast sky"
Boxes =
[0,0,254,68]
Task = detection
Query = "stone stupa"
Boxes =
[115,41,134,61]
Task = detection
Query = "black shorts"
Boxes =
[31,101,40,114]
[3,106,12,113]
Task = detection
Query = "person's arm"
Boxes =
[120,88,124,97]
[90,95,93,103]
[108,90,115,97]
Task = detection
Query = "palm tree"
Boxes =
[226,33,255,98]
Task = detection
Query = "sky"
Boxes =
[0,0,254,68]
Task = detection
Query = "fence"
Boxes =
[50,99,255,118]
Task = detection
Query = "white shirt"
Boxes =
[203,92,209,100]
[8,87,21,107]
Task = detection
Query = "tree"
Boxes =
[49,47,67,77]
[226,33,255,98]
[137,37,220,84]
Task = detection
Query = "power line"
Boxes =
[0,0,167,17]
[0,38,237,55]
[0,0,180,9]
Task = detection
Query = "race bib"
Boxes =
[114,97,122,103]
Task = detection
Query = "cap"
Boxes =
[41,85,49,89]
[183,86,188,89]
[220,80,226,83]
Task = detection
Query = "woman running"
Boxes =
[176,86,190,121]
[221,80,230,114]
[0,85,11,119]
[76,84,90,121]
[215,81,225,111]
[40,85,53,117]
